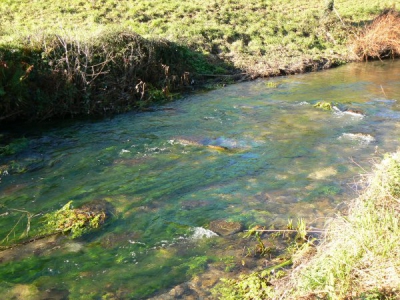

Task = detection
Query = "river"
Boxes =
[0,60,399,299]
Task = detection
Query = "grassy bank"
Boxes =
[0,0,399,121]
[287,151,400,299]
[214,151,400,299]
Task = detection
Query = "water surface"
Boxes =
[0,60,399,298]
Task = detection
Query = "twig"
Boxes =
[244,229,325,233]
[197,73,248,77]
[0,233,59,251]
[333,8,346,27]
[0,110,23,121]
[380,85,388,98]
[349,156,368,173]
[1,214,24,243]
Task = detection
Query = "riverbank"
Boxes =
[214,151,400,299]
[1,0,399,122]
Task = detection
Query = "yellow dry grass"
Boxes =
[351,9,400,60]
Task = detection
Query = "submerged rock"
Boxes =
[333,106,365,118]
[207,145,229,151]
[172,136,249,151]
[4,284,40,299]
[344,108,364,116]
[168,284,186,298]
[209,220,242,236]
[172,137,203,147]
[0,235,62,264]
[181,200,210,210]
[308,167,337,180]
[339,133,375,143]
[80,199,115,219]
[64,241,84,253]
[100,231,141,248]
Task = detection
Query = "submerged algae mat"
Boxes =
[1,60,400,298]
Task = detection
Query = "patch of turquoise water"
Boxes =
[0,60,400,298]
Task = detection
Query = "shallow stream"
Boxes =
[0,60,400,299]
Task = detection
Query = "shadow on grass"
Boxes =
[0,31,237,123]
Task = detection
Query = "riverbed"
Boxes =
[0,60,399,299]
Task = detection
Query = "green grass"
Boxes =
[1,0,398,72]
[0,0,399,121]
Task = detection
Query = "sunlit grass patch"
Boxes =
[0,0,399,121]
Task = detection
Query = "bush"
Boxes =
[350,9,400,60]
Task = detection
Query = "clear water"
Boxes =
[0,60,400,298]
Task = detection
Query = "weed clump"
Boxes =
[351,9,400,60]
[313,101,333,110]
[41,201,107,238]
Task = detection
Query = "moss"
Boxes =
[0,138,29,156]
[41,201,107,238]
[313,101,333,110]
[212,272,275,299]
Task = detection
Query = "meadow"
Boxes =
[0,0,398,121]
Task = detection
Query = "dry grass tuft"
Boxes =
[351,9,400,60]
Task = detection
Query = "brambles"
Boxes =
[0,32,227,121]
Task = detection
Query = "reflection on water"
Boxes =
[0,60,400,298]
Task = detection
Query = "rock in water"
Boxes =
[209,220,242,236]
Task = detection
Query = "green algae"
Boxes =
[0,61,400,298]
[41,201,108,238]
[313,101,333,110]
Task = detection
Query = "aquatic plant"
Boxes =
[0,138,28,156]
[313,101,333,110]
[212,272,275,299]
[41,201,107,238]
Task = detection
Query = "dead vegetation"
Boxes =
[351,9,400,60]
